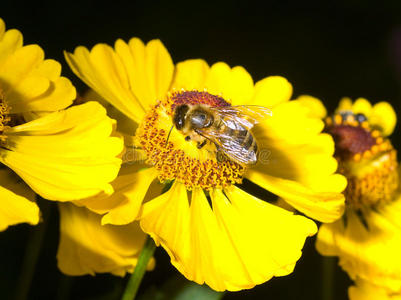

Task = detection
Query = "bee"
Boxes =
[170,103,272,165]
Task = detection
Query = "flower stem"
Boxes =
[321,256,336,300]
[121,236,156,300]
[15,198,51,300]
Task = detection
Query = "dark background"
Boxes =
[1,0,401,299]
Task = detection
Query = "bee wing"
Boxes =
[196,128,255,164]
[210,105,272,130]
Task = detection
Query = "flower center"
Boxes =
[135,90,246,190]
[325,112,399,209]
[0,90,10,145]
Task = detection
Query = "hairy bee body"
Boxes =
[173,104,266,165]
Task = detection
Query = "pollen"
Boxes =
[325,112,399,209]
[0,89,10,144]
[135,90,246,190]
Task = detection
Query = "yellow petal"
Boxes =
[57,203,153,276]
[370,101,397,136]
[0,26,23,68]
[253,99,325,144]
[75,165,159,225]
[316,197,401,292]
[204,62,254,105]
[0,102,123,201]
[0,168,38,231]
[349,279,401,300]
[246,171,345,223]
[352,97,373,116]
[83,89,137,136]
[139,182,316,291]
[0,22,74,114]
[336,97,353,112]
[9,77,76,114]
[121,38,174,108]
[0,44,44,94]
[295,95,327,119]
[252,129,340,189]
[29,59,61,80]
[171,59,209,91]
[65,45,144,123]
[0,18,4,37]
[249,76,293,107]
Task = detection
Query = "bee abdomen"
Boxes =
[240,130,256,150]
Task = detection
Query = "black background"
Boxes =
[1,1,400,299]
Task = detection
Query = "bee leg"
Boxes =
[185,136,191,141]
[216,150,227,163]
[197,140,207,149]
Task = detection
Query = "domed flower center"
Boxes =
[135,90,246,190]
[0,90,10,144]
[325,112,399,209]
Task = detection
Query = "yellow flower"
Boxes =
[349,279,401,300]
[0,18,123,230]
[314,97,401,293]
[57,203,154,276]
[65,38,345,291]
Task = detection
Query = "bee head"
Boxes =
[173,104,189,130]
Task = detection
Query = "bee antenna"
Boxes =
[165,125,174,147]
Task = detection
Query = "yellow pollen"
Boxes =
[360,121,369,129]
[334,114,342,124]
[326,111,399,209]
[0,90,10,145]
[134,91,246,190]
[325,116,333,126]
[372,130,380,138]
[341,148,399,209]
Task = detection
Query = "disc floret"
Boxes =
[325,112,398,209]
[135,90,246,190]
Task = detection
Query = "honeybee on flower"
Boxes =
[65,38,346,291]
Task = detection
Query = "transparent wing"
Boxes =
[209,105,272,130]
[196,127,256,164]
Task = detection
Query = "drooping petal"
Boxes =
[75,165,160,225]
[57,203,153,276]
[0,168,38,231]
[249,76,293,107]
[139,182,316,291]
[316,195,401,292]
[245,98,346,222]
[246,171,345,223]
[253,99,325,143]
[204,62,254,105]
[348,279,401,300]
[0,102,123,201]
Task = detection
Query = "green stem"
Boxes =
[15,198,51,300]
[121,236,156,300]
[56,274,73,300]
[321,256,336,300]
